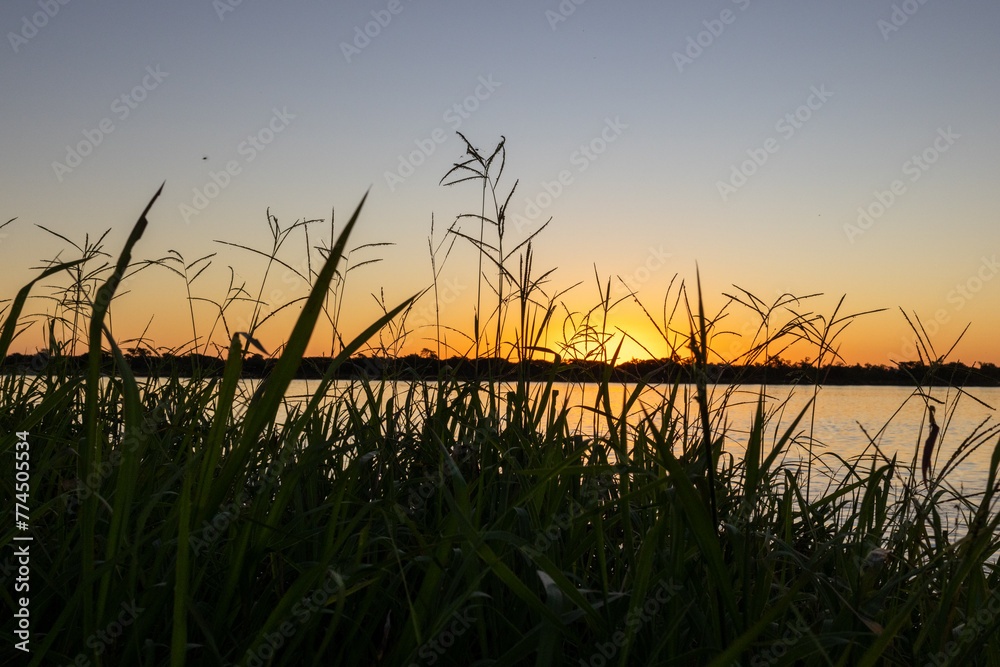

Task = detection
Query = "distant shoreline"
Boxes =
[4,352,998,386]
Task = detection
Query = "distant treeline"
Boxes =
[4,351,1000,386]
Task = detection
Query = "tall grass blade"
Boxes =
[80,182,162,645]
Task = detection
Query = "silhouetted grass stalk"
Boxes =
[3,147,1000,665]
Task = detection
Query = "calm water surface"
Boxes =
[267,380,1000,495]
[217,378,1000,537]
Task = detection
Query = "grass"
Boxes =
[2,137,1000,666]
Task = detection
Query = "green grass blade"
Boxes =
[0,258,86,360]
[80,182,162,646]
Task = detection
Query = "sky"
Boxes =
[1,0,998,366]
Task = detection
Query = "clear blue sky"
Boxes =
[2,0,998,364]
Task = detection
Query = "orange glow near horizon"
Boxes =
[3,3,999,380]
[7,312,997,369]
[5,268,998,368]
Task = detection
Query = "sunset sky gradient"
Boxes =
[2,0,998,365]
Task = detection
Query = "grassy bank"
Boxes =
[3,141,1000,666]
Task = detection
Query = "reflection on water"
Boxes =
[226,378,1000,539]
[261,379,999,493]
